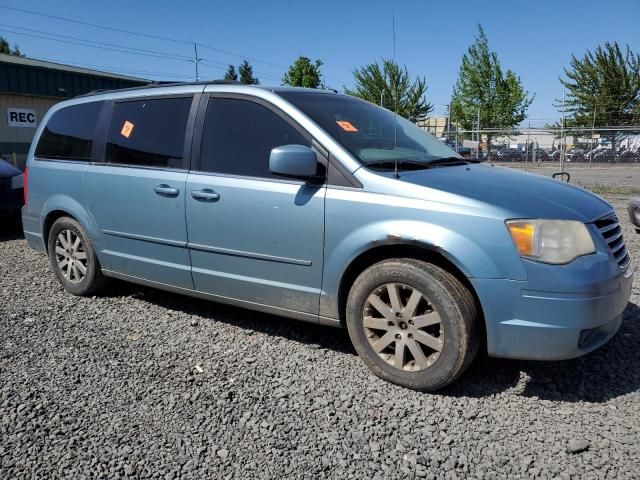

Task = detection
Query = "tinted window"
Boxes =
[200,98,309,178]
[35,101,103,160]
[106,97,192,168]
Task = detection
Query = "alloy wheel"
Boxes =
[54,229,88,284]
[363,283,443,371]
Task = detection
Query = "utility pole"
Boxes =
[446,103,451,146]
[525,121,531,170]
[193,43,200,81]
[560,86,566,173]
[590,104,596,167]
[476,108,480,160]
[454,114,459,153]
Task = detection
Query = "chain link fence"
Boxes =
[423,125,640,166]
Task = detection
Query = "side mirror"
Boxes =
[269,145,319,180]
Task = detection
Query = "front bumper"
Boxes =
[472,254,633,360]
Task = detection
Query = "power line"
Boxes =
[1,24,282,82]
[0,4,288,72]
[0,27,194,63]
[0,4,193,45]
[199,59,282,81]
[0,24,193,61]
[0,4,349,86]
[30,56,195,80]
[0,31,280,83]
[197,44,286,70]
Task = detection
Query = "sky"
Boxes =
[1,0,638,125]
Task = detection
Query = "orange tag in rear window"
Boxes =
[336,121,358,132]
[120,121,134,138]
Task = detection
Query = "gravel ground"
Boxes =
[494,162,640,191]
[1,192,640,479]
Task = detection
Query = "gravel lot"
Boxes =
[1,189,640,479]
[494,162,640,191]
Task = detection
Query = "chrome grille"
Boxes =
[594,213,631,269]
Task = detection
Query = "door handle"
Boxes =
[154,184,180,197]
[191,189,220,202]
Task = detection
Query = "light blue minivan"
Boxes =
[22,82,633,390]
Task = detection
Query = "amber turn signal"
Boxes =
[506,221,534,256]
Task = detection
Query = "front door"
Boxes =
[186,95,326,315]
[86,95,196,289]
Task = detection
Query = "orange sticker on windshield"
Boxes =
[120,120,134,138]
[336,120,358,132]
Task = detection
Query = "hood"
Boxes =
[0,159,21,178]
[399,163,612,222]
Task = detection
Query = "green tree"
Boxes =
[450,25,533,147]
[238,60,259,85]
[282,56,323,88]
[224,64,238,81]
[558,42,640,154]
[345,59,432,122]
[0,36,24,57]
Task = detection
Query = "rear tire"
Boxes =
[47,217,107,296]
[346,259,479,391]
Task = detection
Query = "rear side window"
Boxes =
[200,97,309,178]
[106,97,192,169]
[35,101,103,160]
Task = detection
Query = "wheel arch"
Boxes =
[41,195,104,264]
[43,209,79,251]
[336,243,486,346]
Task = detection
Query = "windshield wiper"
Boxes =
[364,160,431,171]
[425,157,470,166]
[365,157,478,172]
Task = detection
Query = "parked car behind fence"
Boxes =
[495,148,524,162]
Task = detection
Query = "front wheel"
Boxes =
[47,217,107,296]
[346,259,479,391]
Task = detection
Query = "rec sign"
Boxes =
[7,108,37,128]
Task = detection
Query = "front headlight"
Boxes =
[506,219,596,264]
[10,173,23,190]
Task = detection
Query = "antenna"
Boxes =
[392,9,399,179]
[392,9,396,64]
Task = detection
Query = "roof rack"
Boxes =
[75,79,244,98]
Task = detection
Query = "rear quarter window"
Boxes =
[35,101,104,161]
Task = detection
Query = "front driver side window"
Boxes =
[199,97,310,178]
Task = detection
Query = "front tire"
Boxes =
[47,217,106,296]
[346,259,479,391]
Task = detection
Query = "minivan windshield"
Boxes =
[278,91,463,171]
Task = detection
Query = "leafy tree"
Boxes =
[282,56,323,88]
[558,42,640,155]
[238,60,259,85]
[345,59,432,122]
[450,25,533,147]
[0,36,24,57]
[224,64,238,81]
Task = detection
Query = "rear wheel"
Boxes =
[47,217,106,296]
[346,259,479,391]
